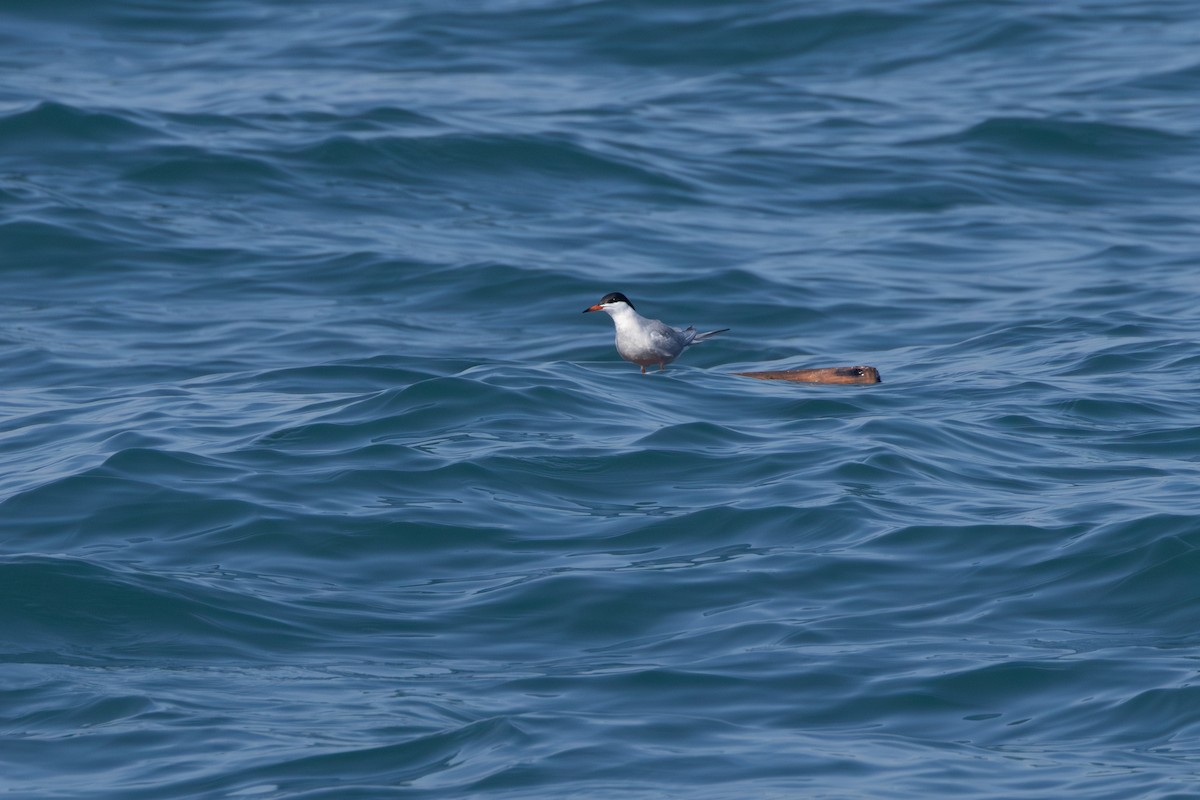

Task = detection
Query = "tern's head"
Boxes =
[583,292,636,315]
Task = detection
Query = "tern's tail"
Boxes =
[687,327,729,345]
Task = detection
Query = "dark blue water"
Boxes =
[4,2,1200,797]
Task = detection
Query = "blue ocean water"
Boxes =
[3,1,1200,797]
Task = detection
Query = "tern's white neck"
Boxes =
[602,302,641,327]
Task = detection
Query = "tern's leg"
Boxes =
[640,365,647,374]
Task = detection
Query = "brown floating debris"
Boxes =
[733,365,881,384]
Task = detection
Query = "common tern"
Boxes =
[583,292,729,373]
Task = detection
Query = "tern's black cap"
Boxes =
[597,292,634,309]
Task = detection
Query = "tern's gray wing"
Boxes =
[645,319,688,358]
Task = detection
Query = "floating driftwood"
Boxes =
[733,365,881,385]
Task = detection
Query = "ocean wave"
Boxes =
[287,131,696,196]
[0,101,159,148]
[917,116,1193,161]
[0,555,318,664]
